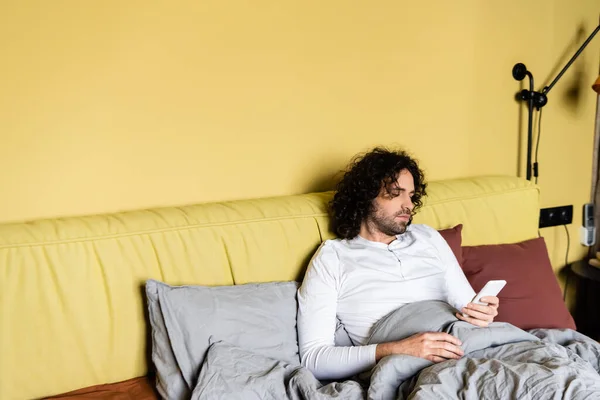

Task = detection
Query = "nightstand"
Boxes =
[570,259,600,340]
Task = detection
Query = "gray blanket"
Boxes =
[365,300,600,399]
[191,301,600,399]
[191,341,364,400]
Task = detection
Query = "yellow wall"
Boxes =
[0,1,598,268]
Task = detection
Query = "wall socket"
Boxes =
[539,205,573,228]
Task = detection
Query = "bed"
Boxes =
[1,175,596,399]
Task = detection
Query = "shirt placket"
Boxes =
[388,246,405,279]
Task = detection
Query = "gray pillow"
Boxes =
[145,279,300,400]
[146,280,190,400]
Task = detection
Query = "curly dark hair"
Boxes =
[330,147,427,239]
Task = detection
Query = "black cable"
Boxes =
[564,224,570,266]
[591,158,600,259]
[563,224,571,301]
[563,270,570,302]
[534,108,543,185]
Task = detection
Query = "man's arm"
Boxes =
[429,228,475,310]
[375,332,463,363]
[297,242,377,380]
[429,227,499,325]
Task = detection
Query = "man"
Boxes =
[297,148,499,380]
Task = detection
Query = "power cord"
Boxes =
[564,224,570,267]
[563,224,571,301]
[534,108,543,185]
[589,172,600,260]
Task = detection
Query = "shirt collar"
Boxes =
[352,225,413,249]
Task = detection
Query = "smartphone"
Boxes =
[470,280,506,305]
[462,280,506,317]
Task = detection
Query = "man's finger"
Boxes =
[465,304,496,318]
[479,296,499,306]
[431,341,464,357]
[456,312,490,327]
[464,317,489,327]
[466,303,494,314]
[423,332,462,346]
[429,355,446,363]
[433,348,462,360]
[462,307,493,321]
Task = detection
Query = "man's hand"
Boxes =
[375,332,464,363]
[456,296,499,327]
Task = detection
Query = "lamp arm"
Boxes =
[542,24,600,95]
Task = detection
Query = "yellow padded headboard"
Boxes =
[0,175,539,399]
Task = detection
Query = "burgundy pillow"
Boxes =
[438,224,463,266]
[461,237,575,331]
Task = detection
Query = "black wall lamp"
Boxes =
[513,23,600,181]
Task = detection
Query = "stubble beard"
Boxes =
[368,208,411,237]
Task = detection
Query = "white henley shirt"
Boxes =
[296,224,476,380]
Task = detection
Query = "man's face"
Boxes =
[367,169,416,237]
